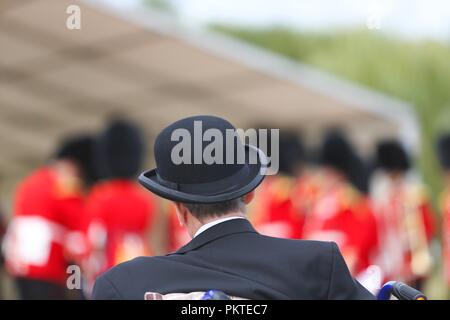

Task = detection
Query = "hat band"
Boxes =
[155,165,250,196]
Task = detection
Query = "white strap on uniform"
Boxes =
[2,216,67,269]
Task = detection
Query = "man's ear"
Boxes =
[242,190,255,204]
[174,202,188,227]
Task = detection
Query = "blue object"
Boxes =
[201,290,231,300]
[377,281,396,300]
[377,281,427,300]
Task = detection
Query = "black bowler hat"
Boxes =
[138,116,267,203]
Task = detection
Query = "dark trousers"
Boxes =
[15,277,68,300]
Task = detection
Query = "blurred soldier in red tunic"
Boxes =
[370,140,435,289]
[83,120,156,293]
[437,134,450,289]
[302,131,378,276]
[249,131,306,239]
[291,167,323,227]
[2,136,95,299]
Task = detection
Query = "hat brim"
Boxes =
[138,145,267,203]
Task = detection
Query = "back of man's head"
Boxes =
[180,197,246,221]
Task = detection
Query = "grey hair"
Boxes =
[181,197,246,220]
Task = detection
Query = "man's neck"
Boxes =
[192,212,246,238]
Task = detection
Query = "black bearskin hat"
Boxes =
[320,130,369,194]
[96,119,145,179]
[437,134,450,170]
[320,130,354,175]
[376,140,411,172]
[55,135,97,184]
[278,130,304,176]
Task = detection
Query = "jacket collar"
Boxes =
[172,218,258,254]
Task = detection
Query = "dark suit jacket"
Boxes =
[92,219,374,300]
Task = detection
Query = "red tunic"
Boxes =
[84,180,156,276]
[3,167,85,284]
[302,174,378,276]
[371,178,435,282]
[250,175,305,239]
[441,189,450,285]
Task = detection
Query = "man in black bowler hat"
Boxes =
[92,115,374,300]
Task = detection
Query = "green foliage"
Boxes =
[212,25,450,204]
[143,0,177,15]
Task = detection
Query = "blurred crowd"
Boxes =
[1,118,450,299]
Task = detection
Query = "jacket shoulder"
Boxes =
[93,255,169,299]
[100,255,167,280]
[259,234,334,259]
